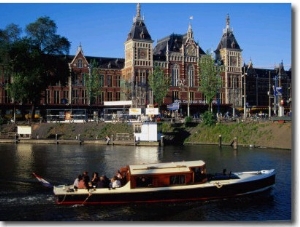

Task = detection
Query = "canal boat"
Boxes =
[52,160,275,205]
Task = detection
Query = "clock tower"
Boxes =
[215,14,243,109]
[123,3,154,107]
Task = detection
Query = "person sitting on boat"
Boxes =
[116,170,126,186]
[96,175,109,188]
[73,174,82,190]
[116,170,122,180]
[91,172,100,187]
[82,171,91,189]
[77,175,87,189]
[82,171,90,182]
[110,176,121,189]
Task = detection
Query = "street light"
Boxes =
[268,71,271,118]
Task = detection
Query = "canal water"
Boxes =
[0,143,291,222]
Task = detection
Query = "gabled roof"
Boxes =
[153,33,206,61]
[70,44,89,66]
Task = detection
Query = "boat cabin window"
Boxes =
[136,176,152,187]
[170,175,185,185]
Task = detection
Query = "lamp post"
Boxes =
[268,71,271,118]
[88,64,92,106]
[242,72,247,120]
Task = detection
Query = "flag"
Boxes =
[33,172,53,188]
[190,16,193,20]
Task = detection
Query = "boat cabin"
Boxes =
[120,160,207,189]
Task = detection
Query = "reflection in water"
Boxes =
[15,144,35,179]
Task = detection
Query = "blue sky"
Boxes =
[0,1,292,70]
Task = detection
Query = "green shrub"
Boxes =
[202,111,216,126]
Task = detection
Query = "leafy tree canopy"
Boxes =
[198,51,223,112]
[148,66,170,109]
[0,16,71,120]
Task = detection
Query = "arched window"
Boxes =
[171,64,180,86]
[187,65,194,87]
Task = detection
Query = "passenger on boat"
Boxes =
[116,170,122,180]
[116,170,127,185]
[82,172,91,189]
[110,176,121,189]
[91,172,100,187]
[96,175,110,188]
[82,171,90,182]
[78,175,87,189]
[73,174,82,190]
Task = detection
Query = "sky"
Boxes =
[0,1,293,70]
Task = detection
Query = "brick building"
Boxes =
[0,3,292,120]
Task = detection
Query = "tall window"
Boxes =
[107,92,113,101]
[78,59,83,68]
[54,90,60,104]
[187,65,194,87]
[172,91,179,102]
[116,92,120,101]
[82,90,87,104]
[72,90,78,104]
[116,75,120,87]
[172,64,179,86]
[107,75,112,87]
[46,90,51,104]
[190,92,194,102]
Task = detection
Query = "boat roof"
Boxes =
[129,160,205,175]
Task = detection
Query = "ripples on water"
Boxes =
[0,143,291,222]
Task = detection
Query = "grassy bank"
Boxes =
[0,120,292,149]
[159,121,292,149]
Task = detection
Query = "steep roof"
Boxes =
[126,3,152,42]
[215,14,241,52]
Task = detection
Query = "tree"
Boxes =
[148,66,170,111]
[0,23,22,64]
[4,16,70,121]
[198,51,223,112]
[85,59,103,105]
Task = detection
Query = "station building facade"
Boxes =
[0,3,292,120]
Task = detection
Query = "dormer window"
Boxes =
[78,59,83,68]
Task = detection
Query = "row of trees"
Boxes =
[0,16,223,122]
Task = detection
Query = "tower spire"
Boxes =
[133,3,143,23]
[223,13,233,34]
